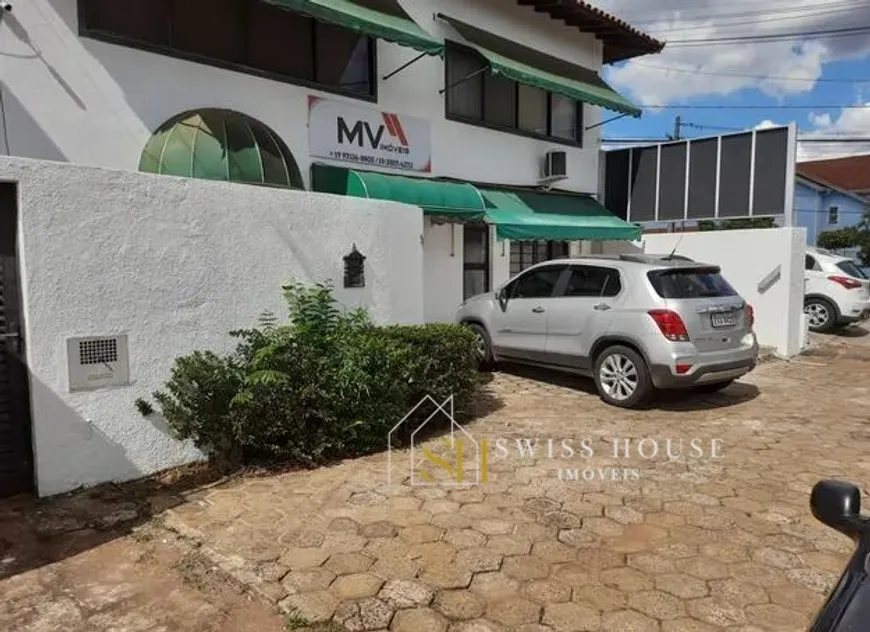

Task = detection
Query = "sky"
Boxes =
[595,0,870,162]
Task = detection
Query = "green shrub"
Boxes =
[149,281,480,466]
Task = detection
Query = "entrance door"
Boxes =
[0,183,34,497]
[463,224,490,300]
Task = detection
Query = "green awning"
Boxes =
[481,189,642,241]
[311,164,487,218]
[438,15,640,118]
[140,109,304,189]
[265,0,443,56]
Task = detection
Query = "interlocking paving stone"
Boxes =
[156,337,870,632]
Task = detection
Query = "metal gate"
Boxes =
[0,182,33,497]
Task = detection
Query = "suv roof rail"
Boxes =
[617,253,696,264]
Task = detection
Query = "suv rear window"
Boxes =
[647,267,738,299]
[836,260,868,279]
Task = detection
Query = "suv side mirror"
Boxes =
[497,287,508,311]
[811,479,863,537]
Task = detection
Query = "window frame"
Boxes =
[462,223,491,300]
[828,205,839,226]
[510,240,570,277]
[560,264,623,299]
[444,43,584,148]
[507,263,570,300]
[78,0,379,102]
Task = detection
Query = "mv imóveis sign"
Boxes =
[308,96,431,173]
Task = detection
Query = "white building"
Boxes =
[0,0,661,317]
[0,0,662,495]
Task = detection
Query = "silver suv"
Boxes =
[455,254,759,408]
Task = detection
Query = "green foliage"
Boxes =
[698,217,776,231]
[817,226,862,251]
[150,281,479,467]
[817,212,870,264]
[134,398,154,417]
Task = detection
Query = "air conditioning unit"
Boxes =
[540,150,568,185]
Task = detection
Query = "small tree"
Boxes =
[817,226,861,252]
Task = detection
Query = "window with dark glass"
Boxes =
[562,266,621,298]
[172,0,243,63]
[80,0,375,99]
[518,85,548,136]
[316,22,373,96]
[463,224,490,300]
[445,45,585,145]
[446,47,484,120]
[510,240,570,276]
[483,74,516,128]
[511,265,565,299]
[247,3,314,80]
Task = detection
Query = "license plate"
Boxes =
[711,312,737,328]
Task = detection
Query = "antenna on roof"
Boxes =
[668,234,685,259]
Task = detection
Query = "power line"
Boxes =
[644,103,870,109]
[601,137,870,143]
[647,5,870,35]
[628,0,870,26]
[623,62,870,84]
[665,24,870,45]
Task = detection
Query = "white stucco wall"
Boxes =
[602,228,807,357]
[0,0,602,194]
[4,156,423,496]
[422,220,512,323]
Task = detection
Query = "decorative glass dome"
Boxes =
[139,108,304,189]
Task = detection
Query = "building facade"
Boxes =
[0,0,658,323]
[798,154,870,202]
[795,174,869,252]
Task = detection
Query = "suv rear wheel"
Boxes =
[805,297,837,333]
[594,345,653,408]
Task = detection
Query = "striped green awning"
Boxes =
[481,189,642,241]
[139,109,304,189]
[439,14,640,118]
[311,164,486,218]
[265,0,443,56]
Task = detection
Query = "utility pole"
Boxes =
[669,116,682,233]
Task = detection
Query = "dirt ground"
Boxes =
[2,327,870,632]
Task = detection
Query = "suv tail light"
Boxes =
[648,309,690,341]
[745,303,755,330]
[829,275,863,290]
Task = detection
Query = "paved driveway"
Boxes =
[4,332,870,632]
[154,331,870,632]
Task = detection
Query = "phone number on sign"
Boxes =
[329,151,415,170]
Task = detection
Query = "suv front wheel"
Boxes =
[468,323,495,370]
[594,345,653,408]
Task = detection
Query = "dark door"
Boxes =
[463,224,490,300]
[0,183,34,497]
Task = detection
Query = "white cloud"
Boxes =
[594,0,870,106]
[798,102,870,160]
[754,119,781,130]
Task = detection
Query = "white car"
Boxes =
[804,247,870,333]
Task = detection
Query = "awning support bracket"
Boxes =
[382,52,428,81]
[585,113,629,131]
[439,66,489,95]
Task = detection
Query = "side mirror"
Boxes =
[497,287,508,311]
[811,479,863,537]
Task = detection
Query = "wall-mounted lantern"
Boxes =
[343,244,366,288]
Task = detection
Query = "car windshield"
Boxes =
[837,260,868,280]
[647,267,738,299]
